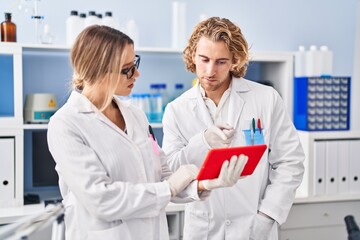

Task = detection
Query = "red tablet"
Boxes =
[197,144,267,181]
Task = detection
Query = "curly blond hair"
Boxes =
[183,17,249,78]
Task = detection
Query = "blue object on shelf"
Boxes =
[294,76,351,131]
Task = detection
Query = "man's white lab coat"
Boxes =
[162,78,305,240]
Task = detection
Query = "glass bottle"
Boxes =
[1,13,17,42]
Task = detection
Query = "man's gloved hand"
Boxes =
[250,212,275,240]
[200,154,248,190]
[204,124,235,148]
[167,165,199,197]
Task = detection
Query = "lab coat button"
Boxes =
[225,219,231,226]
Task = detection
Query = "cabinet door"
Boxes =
[0,138,15,202]
[280,201,360,240]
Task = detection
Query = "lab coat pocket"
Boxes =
[183,209,209,239]
[88,221,130,240]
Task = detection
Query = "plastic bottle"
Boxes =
[294,45,306,77]
[66,10,82,46]
[319,45,333,77]
[171,83,184,101]
[149,93,163,123]
[172,1,186,49]
[84,11,99,28]
[125,19,139,47]
[79,13,86,32]
[1,12,17,42]
[102,11,119,29]
[158,83,169,111]
[306,45,322,77]
[345,215,360,240]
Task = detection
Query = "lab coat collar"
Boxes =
[67,90,96,113]
[67,91,134,137]
[186,77,248,127]
[228,77,246,128]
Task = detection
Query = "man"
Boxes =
[162,17,305,240]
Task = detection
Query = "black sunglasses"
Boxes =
[121,55,140,79]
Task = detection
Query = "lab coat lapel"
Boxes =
[188,83,213,127]
[227,78,249,128]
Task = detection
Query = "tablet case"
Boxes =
[197,144,267,181]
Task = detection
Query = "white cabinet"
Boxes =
[279,200,360,240]
[0,138,15,204]
[0,129,23,207]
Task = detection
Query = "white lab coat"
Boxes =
[47,91,201,240]
[162,78,305,240]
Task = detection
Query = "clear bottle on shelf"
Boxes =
[40,24,55,44]
[158,83,169,111]
[1,12,17,42]
[149,93,163,123]
[171,83,184,101]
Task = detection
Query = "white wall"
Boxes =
[0,0,358,77]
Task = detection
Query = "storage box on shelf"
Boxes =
[294,76,351,131]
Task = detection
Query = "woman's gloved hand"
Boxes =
[167,164,199,197]
[250,212,275,240]
[200,154,248,190]
[204,124,235,148]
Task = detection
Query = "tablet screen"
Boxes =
[197,144,267,181]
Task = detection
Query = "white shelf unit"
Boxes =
[296,130,360,199]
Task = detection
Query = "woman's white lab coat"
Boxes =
[162,77,305,240]
[47,91,201,240]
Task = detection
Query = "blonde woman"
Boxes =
[47,25,248,240]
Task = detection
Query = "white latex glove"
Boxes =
[204,124,235,148]
[250,213,275,240]
[167,164,199,197]
[200,154,248,190]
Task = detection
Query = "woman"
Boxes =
[47,25,247,240]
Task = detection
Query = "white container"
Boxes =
[66,10,82,46]
[171,1,187,49]
[84,11,100,28]
[102,11,119,30]
[79,13,86,32]
[294,45,306,77]
[306,45,322,77]
[320,45,333,76]
[125,19,139,47]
